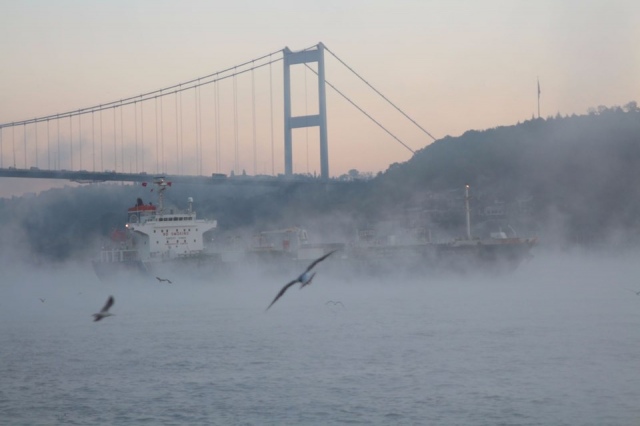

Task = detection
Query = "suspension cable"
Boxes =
[305,64,415,154]
[0,54,285,128]
[324,45,437,141]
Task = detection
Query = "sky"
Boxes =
[1,0,639,197]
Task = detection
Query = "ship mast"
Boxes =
[465,184,472,240]
[154,177,170,214]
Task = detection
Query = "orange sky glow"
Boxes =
[1,0,639,197]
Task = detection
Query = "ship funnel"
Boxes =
[188,197,194,213]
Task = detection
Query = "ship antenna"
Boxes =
[154,177,168,214]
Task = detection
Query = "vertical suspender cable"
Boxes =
[198,85,203,175]
[113,107,117,172]
[47,121,50,169]
[35,122,39,168]
[78,115,81,170]
[194,86,199,175]
[56,117,60,170]
[233,71,238,173]
[269,58,274,175]
[252,65,257,175]
[141,99,144,173]
[69,117,73,170]
[120,105,124,173]
[0,128,3,168]
[304,62,309,173]
[160,91,164,172]
[134,100,138,172]
[215,80,220,173]
[180,90,184,175]
[92,112,95,171]
[100,110,104,172]
[12,126,16,167]
[155,97,158,174]
[175,91,179,174]
[23,124,27,168]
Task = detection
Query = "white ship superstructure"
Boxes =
[92,177,218,281]
[126,179,216,262]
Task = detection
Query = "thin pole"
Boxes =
[23,124,27,168]
[537,77,541,119]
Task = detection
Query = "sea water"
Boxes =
[1,251,639,425]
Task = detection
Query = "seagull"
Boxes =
[325,300,345,308]
[266,250,337,311]
[626,288,640,296]
[92,296,115,322]
[156,277,172,284]
[39,298,45,303]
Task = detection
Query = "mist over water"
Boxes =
[1,250,640,425]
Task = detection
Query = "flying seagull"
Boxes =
[266,250,337,311]
[93,296,115,322]
[325,300,345,308]
[156,277,172,284]
[39,298,45,303]
[626,288,640,296]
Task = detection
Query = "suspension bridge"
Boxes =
[0,42,436,186]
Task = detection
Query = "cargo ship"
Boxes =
[92,177,219,282]
[92,183,536,282]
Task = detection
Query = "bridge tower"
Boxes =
[283,42,329,179]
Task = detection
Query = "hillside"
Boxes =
[372,103,640,245]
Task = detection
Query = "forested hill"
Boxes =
[371,103,640,245]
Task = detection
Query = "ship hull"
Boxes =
[91,259,148,283]
[92,237,535,282]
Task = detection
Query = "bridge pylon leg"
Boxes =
[283,42,329,179]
